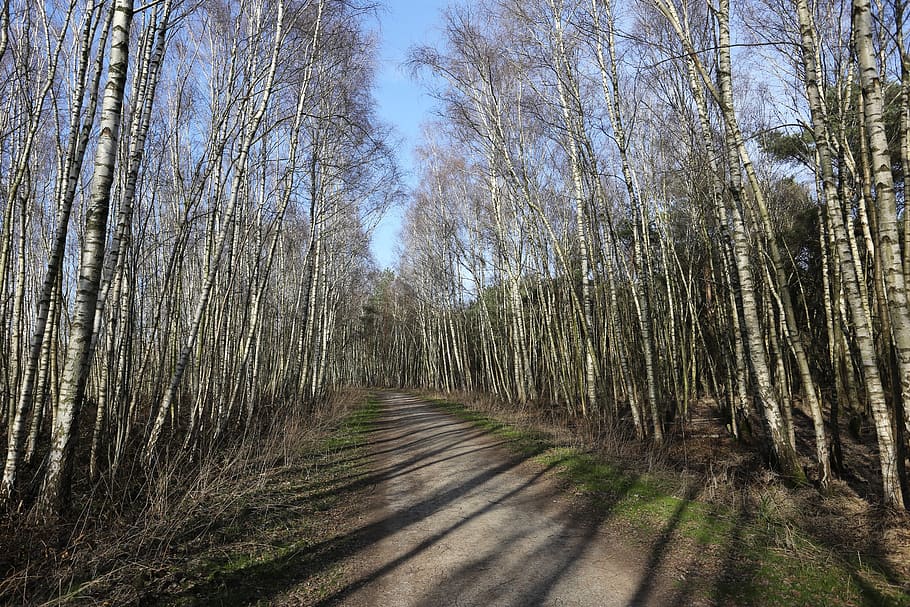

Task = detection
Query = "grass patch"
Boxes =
[430,396,910,607]
[154,395,383,606]
[433,399,549,456]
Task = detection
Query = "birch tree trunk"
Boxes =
[794,0,903,505]
[38,0,134,514]
[853,0,910,470]
[145,0,286,461]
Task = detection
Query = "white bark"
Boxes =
[38,0,134,514]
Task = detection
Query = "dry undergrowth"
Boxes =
[422,388,910,601]
[0,389,371,606]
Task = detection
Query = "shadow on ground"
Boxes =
[157,393,905,607]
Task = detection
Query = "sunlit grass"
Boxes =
[431,396,910,607]
[163,395,382,606]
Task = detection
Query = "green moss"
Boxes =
[712,541,910,607]
[431,396,910,607]
[432,398,548,456]
[160,395,381,606]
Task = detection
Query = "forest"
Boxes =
[349,0,910,508]
[1,0,910,602]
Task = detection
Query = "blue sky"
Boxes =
[370,0,448,269]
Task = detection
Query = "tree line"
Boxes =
[340,0,910,509]
[0,0,399,515]
[5,0,909,520]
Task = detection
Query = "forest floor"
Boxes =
[0,390,379,606]
[163,390,909,606]
[320,391,673,606]
[11,390,910,605]
[146,391,676,606]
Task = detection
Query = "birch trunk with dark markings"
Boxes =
[39,0,134,514]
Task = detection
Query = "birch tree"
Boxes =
[39,0,134,513]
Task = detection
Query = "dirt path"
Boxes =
[321,392,673,607]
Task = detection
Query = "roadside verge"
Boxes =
[429,396,910,607]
